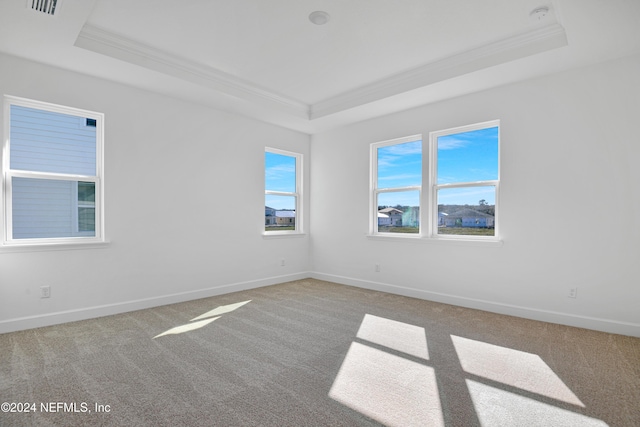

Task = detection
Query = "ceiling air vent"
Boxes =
[28,0,59,16]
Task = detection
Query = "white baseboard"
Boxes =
[3,271,638,338]
[0,272,309,334]
[309,272,640,338]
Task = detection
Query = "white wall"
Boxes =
[0,53,311,332]
[310,53,640,336]
[2,51,638,337]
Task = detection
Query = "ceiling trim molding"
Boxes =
[74,22,567,124]
[310,23,568,120]
[74,24,310,118]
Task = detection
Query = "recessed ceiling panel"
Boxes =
[83,0,556,104]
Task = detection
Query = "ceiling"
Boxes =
[1,0,639,134]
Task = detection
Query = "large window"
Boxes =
[369,121,499,241]
[430,121,499,239]
[2,96,104,245]
[265,148,302,234]
[370,135,422,235]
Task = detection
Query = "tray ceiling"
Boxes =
[1,0,639,133]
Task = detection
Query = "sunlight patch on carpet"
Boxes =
[191,300,252,322]
[154,300,251,339]
[329,342,444,427]
[153,317,220,339]
[356,314,429,360]
[451,335,584,407]
[466,380,608,427]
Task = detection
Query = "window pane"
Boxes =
[78,207,95,232]
[10,105,97,176]
[265,151,296,193]
[437,127,498,184]
[77,182,96,233]
[78,181,95,203]
[437,186,495,236]
[377,191,420,233]
[12,177,95,239]
[265,195,296,231]
[377,140,422,189]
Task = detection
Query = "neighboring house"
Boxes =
[438,212,448,227]
[10,106,98,239]
[377,212,391,226]
[378,207,420,228]
[265,206,295,227]
[265,206,276,225]
[442,208,494,228]
[378,208,403,226]
[275,210,295,226]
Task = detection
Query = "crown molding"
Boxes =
[310,23,568,120]
[74,22,567,125]
[74,24,310,118]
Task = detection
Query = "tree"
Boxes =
[479,199,487,206]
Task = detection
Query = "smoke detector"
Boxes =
[529,6,550,21]
[27,0,59,16]
[309,11,330,25]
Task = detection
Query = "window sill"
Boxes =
[0,240,111,253]
[262,232,307,239]
[366,234,503,247]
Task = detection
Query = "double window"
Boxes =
[371,120,500,240]
[2,96,104,246]
[264,148,302,234]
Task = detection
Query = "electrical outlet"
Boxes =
[375,263,380,272]
[568,287,577,298]
[280,258,285,267]
[40,286,51,298]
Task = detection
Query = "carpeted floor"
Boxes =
[1,278,638,426]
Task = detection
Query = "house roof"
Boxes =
[379,208,403,214]
[276,211,295,218]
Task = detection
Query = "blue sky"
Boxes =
[376,127,498,206]
[377,140,422,189]
[437,126,498,185]
[436,126,498,205]
[265,151,296,210]
[265,127,498,210]
[377,140,422,207]
[437,186,495,206]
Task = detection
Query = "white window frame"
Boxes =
[370,135,422,236]
[428,120,500,241]
[1,95,105,247]
[264,147,302,235]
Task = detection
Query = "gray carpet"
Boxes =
[1,279,638,426]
